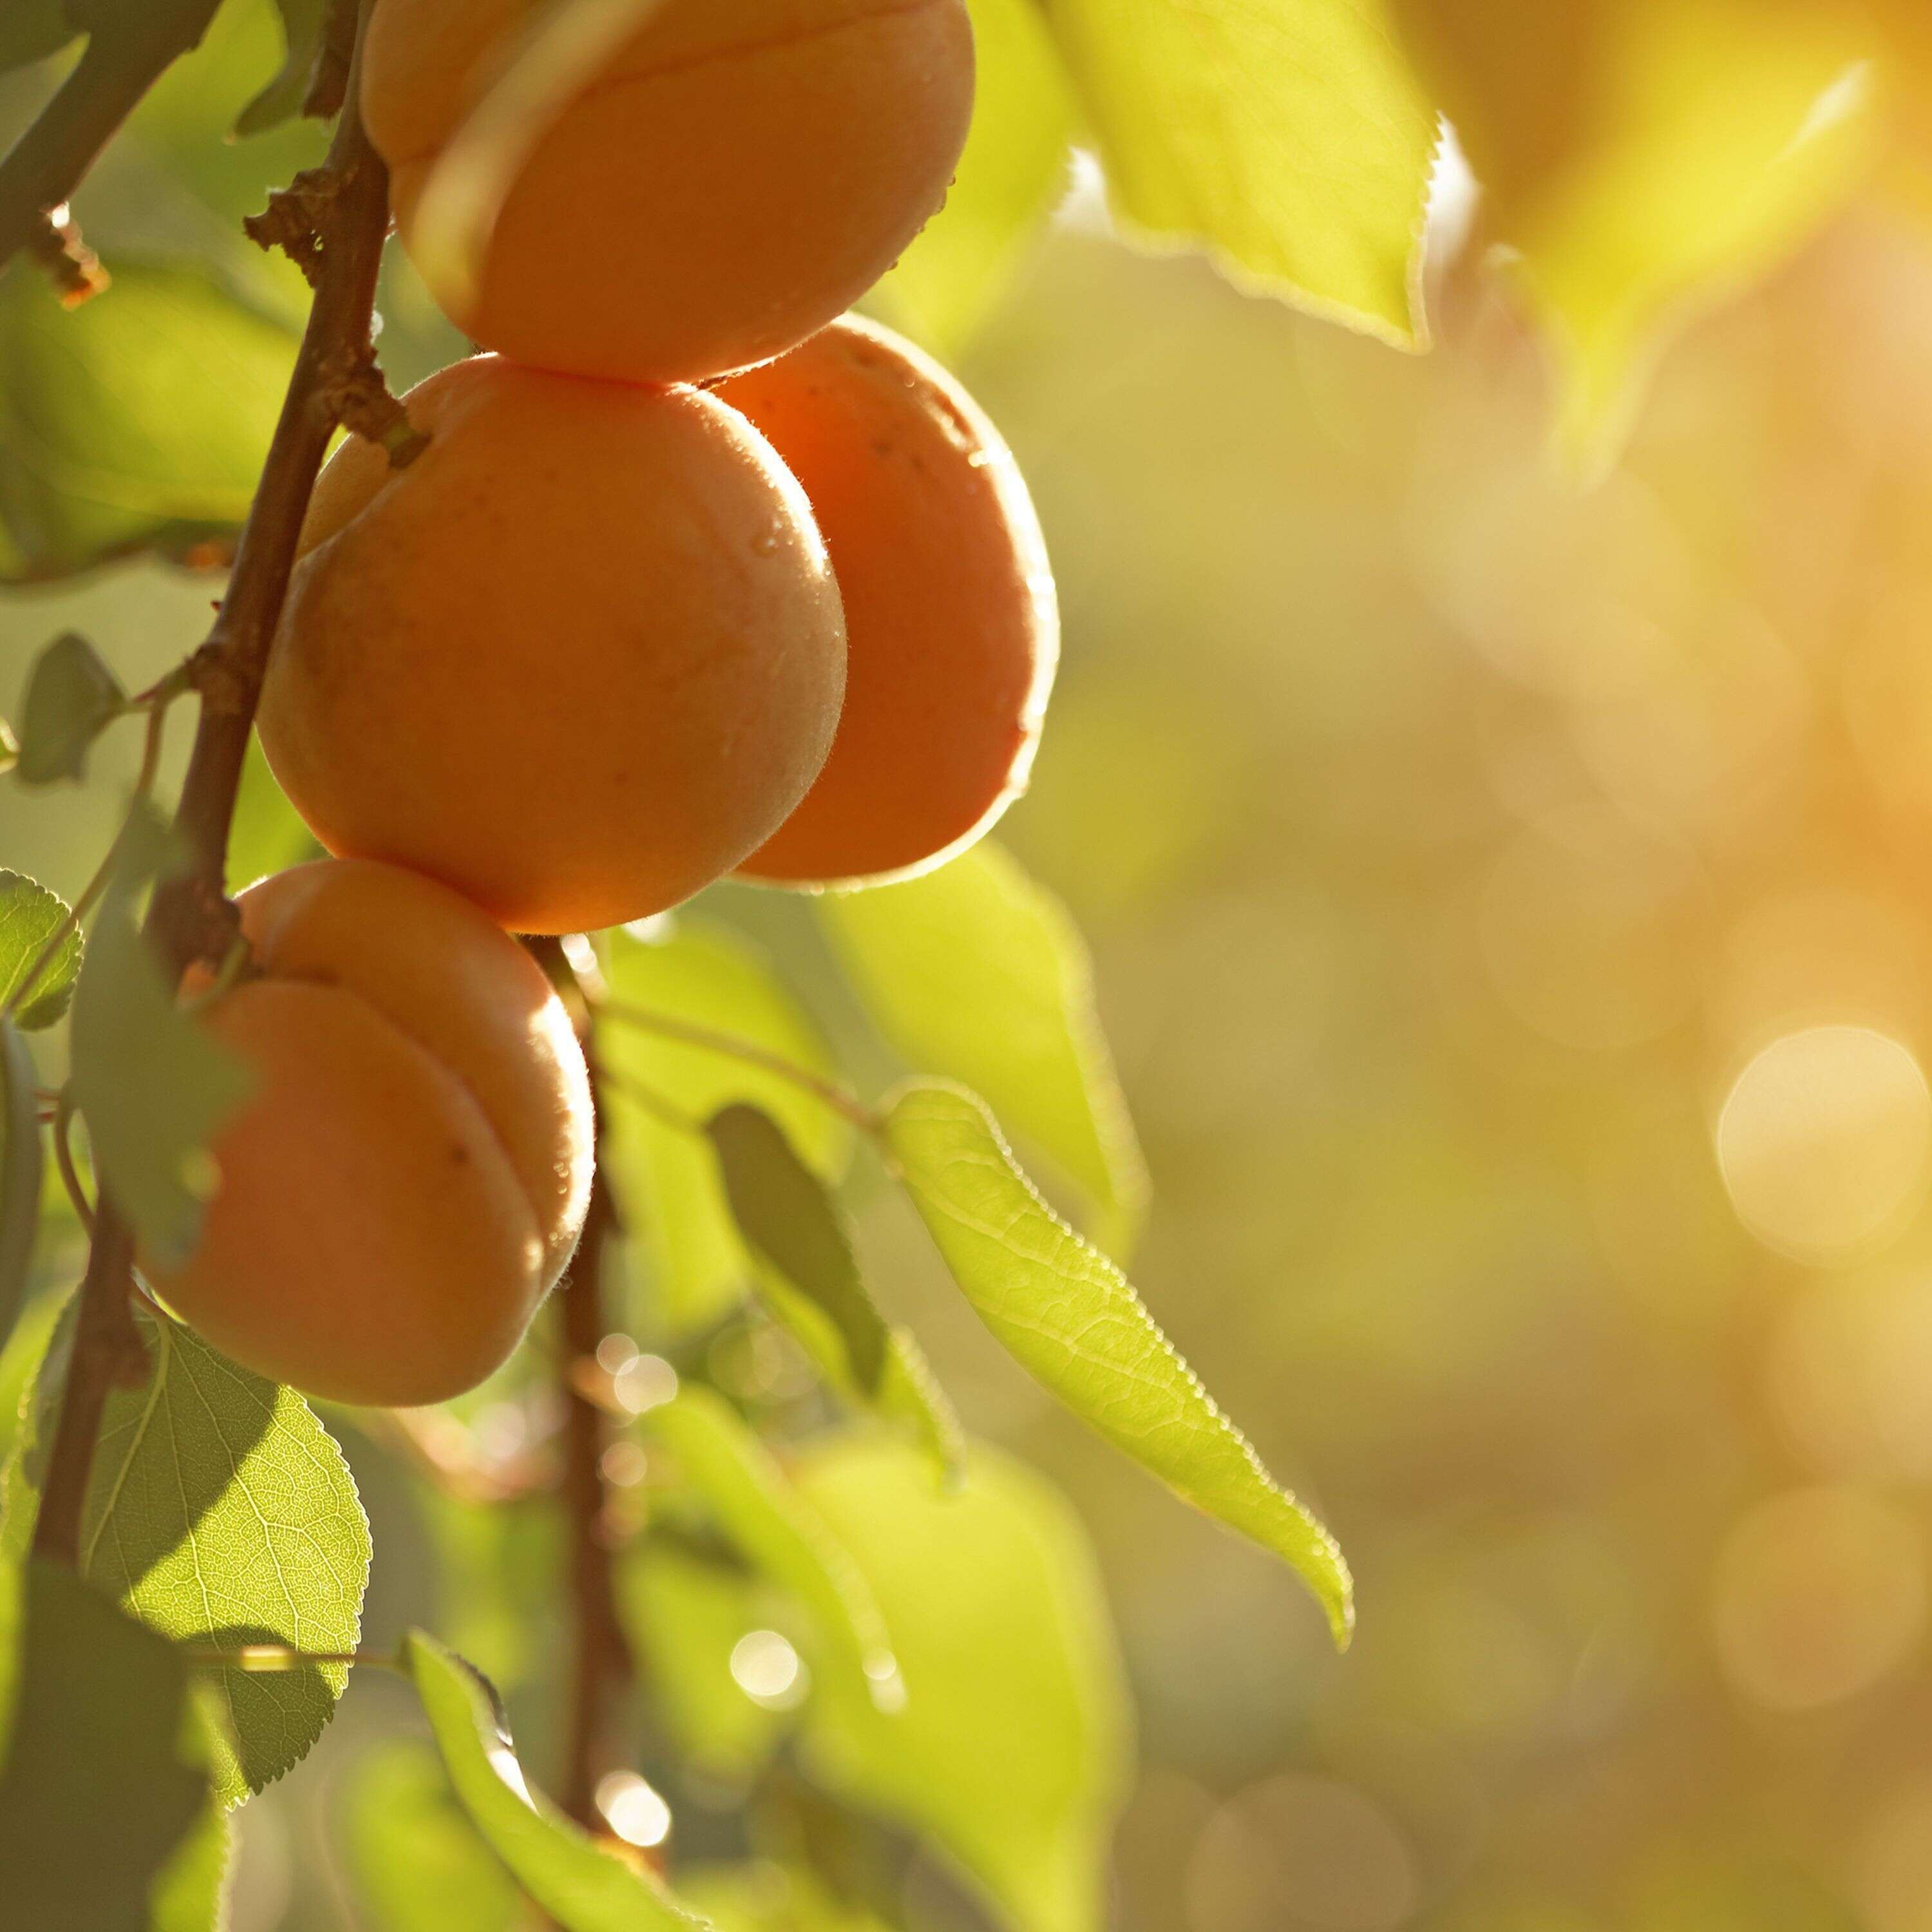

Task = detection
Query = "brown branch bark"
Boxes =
[32,10,398,1567]
[0,0,223,278]
[528,936,638,1832]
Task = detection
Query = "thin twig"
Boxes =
[0,1,224,278]
[52,1089,92,1233]
[597,999,881,1132]
[32,7,397,1569]
[183,1645,401,1674]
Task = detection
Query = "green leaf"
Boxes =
[149,1793,232,1932]
[601,922,853,1336]
[0,714,17,775]
[885,1081,1352,1643]
[67,1307,371,1802]
[679,1863,893,1932]
[647,1385,902,1712]
[342,1740,525,1932]
[0,869,82,1027]
[820,842,1147,1255]
[1043,0,1435,345]
[0,260,297,582]
[234,0,328,135]
[1392,0,1875,461]
[15,631,126,784]
[875,0,1076,354]
[0,1022,42,1355]
[615,1537,785,1782]
[68,809,254,1270]
[402,1630,712,1931]
[707,1103,962,1482]
[0,1560,216,1927]
[793,1434,1130,1932]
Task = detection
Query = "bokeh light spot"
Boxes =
[1716,1027,1931,1263]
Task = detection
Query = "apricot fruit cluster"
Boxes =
[179,0,1062,1405]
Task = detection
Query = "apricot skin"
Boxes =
[719,316,1058,886]
[144,859,594,1408]
[258,355,846,937]
[362,0,976,385]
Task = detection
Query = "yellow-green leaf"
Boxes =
[885,1081,1351,1642]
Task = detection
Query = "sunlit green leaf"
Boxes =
[708,1104,961,1482]
[0,261,296,581]
[341,1740,524,1932]
[1392,0,1876,461]
[1043,0,1435,345]
[600,922,853,1336]
[876,0,1076,353]
[149,1793,232,1932]
[31,1307,372,1802]
[614,1535,784,1782]
[403,1629,712,1931]
[679,1862,892,1932]
[0,714,18,775]
[885,1080,1352,1642]
[820,842,1147,1255]
[67,809,254,1270]
[0,870,82,1028]
[0,1560,215,1927]
[793,1434,1130,1932]
[647,1385,900,1712]
[15,632,126,784]
[0,1023,42,1355]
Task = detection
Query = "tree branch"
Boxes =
[32,9,399,1567]
[527,936,638,1831]
[0,0,224,278]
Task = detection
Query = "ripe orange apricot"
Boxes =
[144,858,594,1407]
[258,354,847,936]
[717,316,1058,886]
[361,0,976,385]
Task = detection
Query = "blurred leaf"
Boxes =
[793,1434,1130,1932]
[225,734,319,894]
[647,1385,900,1712]
[885,1081,1352,1643]
[0,0,78,71]
[601,922,853,1337]
[679,1863,892,1932]
[0,714,15,773]
[0,260,295,581]
[820,842,1148,1255]
[615,1536,784,1782]
[234,0,327,134]
[876,0,1076,353]
[149,1792,232,1932]
[415,1482,564,1695]
[1392,0,1875,460]
[0,870,82,1027]
[402,1629,712,1931]
[0,1560,215,1927]
[68,808,254,1271]
[15,631,126,784]
[1043,0,1434,345]
[341,1739,525,1932]
[46,1306,371,1802]
[0,1022,42,1354]
[708,1104,962,1482]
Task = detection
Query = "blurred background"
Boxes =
[14,3,1932,1927]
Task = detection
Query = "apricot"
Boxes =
[258,354,847,936]
[362,0,976,385]
[144,858,594,1407]
[718,316,1057,886]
